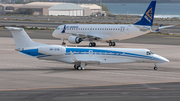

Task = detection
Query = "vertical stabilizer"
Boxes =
[6,27,45,49]
[134,1,156,26]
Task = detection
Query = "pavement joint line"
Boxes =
[0,81,179,92]
[163,37,180,39]
[90,71,180,80]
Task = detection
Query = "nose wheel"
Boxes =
[62,42,66,45]
[154,67,158,70]
[154,64,158,70]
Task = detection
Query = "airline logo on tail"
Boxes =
[145,7,153,23]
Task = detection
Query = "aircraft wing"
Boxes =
[70,51,101,64]
[66,32,102,40]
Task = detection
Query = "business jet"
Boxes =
[6,27,169,70]
[52,1,173,47]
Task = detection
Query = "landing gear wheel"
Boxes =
[154,67,158,70]
[109,42,112,46]
[62,42,66,45]
[77,66,82,70]
[89,42,96,47]
[93,43,96,47]
[112,42,116,46]
[74,65,77,69]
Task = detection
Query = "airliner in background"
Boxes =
[6,27,169,70]
[52,1,173,47]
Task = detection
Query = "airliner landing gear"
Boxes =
[154,64,158,70]
[109,41,116,46]
[74,62,85,70]
[62,42,66,45]
[154,67,158,70]
[61,38,66,45]
[89,42,96,47]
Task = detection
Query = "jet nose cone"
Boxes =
[52,30,58,38]
[159,55,169,62]
[164,58,169,62]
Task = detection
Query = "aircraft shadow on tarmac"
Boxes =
[0,66,153,74]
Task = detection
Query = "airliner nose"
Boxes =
[158,55,169,62]
[163,57,169,62]
[52,30,58,38]
[153,54,169,63]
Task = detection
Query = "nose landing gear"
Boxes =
[154,64,158,70]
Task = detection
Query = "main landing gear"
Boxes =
[109,41,116,46]
[89,42,96,47]
[74,62,86,70]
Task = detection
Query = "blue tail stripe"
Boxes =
[134,1,156,26]
[61,25,66,33]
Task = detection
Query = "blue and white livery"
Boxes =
[6,27,169,70]
[52,1,173,47]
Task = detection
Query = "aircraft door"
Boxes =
[89,50,93,56]
[126,25,130,35]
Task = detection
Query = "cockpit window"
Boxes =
[147,51,154,55]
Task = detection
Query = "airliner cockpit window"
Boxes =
[147,51,154,55]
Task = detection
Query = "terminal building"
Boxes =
[0,2,106,16]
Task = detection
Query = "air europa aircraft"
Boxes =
[52,1,172,47]
[6,27,169,70]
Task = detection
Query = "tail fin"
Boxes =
[6,27,45,50]
[134,1,156,26]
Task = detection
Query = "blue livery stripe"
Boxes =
[66,48,164,61]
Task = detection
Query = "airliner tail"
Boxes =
[134,1,156,26]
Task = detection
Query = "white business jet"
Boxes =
[52,1,173,47]
[6,27,169,70]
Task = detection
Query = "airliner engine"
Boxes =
[38,45,66,55]
[68,36,83,44]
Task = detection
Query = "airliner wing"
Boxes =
[68,33,102,40]
[70,51,101,64]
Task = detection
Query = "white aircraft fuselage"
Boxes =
[52,1,157,47]
[53,24,150,41]
[6,27,169,70]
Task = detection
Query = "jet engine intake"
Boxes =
[68,36,82,44]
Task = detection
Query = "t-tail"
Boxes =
[134,1,156,26]
[6,27,46,51]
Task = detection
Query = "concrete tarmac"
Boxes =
[0,36,180,100]
[0,82,180,101]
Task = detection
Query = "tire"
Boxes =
[89,43,92,47]
[109,42,112,46]
[154,67,158,70]
[74,65,77,69]
[94,43,96,47]
[62,42,66,45]
[112,42,116,46]
[77,66,82,70]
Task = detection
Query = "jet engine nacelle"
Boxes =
[68,36,83,44]
[38,45,66,56]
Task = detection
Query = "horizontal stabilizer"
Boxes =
[151,25,175,32]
